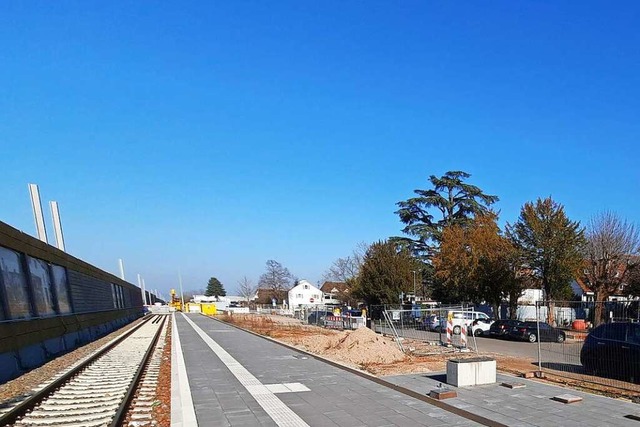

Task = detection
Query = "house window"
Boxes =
[304,285,309,289]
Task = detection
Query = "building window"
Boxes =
[304,285,309,289]
[0,246,31,319]
[28,257,56,317]
[51,265,72,314]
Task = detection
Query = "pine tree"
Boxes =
[205,277,226,297]
[394,170,499,258]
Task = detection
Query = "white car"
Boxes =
[468,318,495,336]
[436,310,492,335]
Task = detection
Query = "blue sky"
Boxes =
[1,2,639,298]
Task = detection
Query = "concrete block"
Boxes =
[42,336,65,357]
[446,357,496,387]
[429,389,457,400]
[552,394,583,404]
[0,351,19,383]
[501,382,526,389]
[17,343,45,369]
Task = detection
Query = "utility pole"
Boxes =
[118,259,126,280]
[412,270,417,302]
[178,270,185,310]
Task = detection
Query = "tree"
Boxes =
[321,241,369,283]
[237,276,258,305]
[258,260,293,303]
[507,197,585,324]
[351,240,422,305]
[205,277,226,297]
[582,212,640,325]
[628,265,640,297]
[394,171,499,257]
[433,213,524,316]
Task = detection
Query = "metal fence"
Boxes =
[298,305,366,330]
[528,300,640,393]
[369,304,480,351]
[367,300,640,393]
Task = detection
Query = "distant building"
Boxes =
[254,287,288,305]
[288,279,324,308]
[320,281,351,304]
[192,295,219,303]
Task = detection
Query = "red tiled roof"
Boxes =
[320,281,350,294]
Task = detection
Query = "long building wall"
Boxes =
[0,220,145,383]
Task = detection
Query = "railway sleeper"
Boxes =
[45,393,125,404]
[23,404,119,418]
[52,388,127,396]
[15,410,116,426]
[38,401,121,411]
[64,381,132,391]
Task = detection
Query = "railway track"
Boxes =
[1,314,168,427]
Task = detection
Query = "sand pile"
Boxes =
[221,314,406,367]
[299,326,406,366]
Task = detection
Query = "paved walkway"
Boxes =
[385,372,638,426]
[171,313,640,426]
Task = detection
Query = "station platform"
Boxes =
[171,313,480,426]
[171,313,640,427]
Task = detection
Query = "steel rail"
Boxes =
[0,314,157,426]
[110,314,167,426]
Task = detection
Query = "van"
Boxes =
[446,311,491,335]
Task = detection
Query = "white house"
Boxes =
[517,288,544,305]
[288,280,324,308]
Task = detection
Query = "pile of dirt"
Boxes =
[298,326,407,366]
[221,313,406,367]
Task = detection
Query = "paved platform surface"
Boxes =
[384,372,639,426]
[172,313,640,426]
[172,313,480,426]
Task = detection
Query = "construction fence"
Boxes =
[531,299,640,393]
[369,304,478,351]
[368,300,640,393]
[299,305,366,330]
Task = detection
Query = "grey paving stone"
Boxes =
[174,314,632,427]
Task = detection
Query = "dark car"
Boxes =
[488,319,522,338]
[307,311,334,325]
[417,314,441,331]
[508,321,566,343]
[580,322,640,382]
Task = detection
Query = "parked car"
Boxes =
[446,310,492,335]
[488,319,523,338]
[508,321,566,343]
[468,318,495,336]
[307,311,334,325]
[580,322,640,382]
[417,314,442,331]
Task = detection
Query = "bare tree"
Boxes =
[322,242,370,283]
[258,260,293,302]
[238,276,257,305]
[582,211,640,325]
